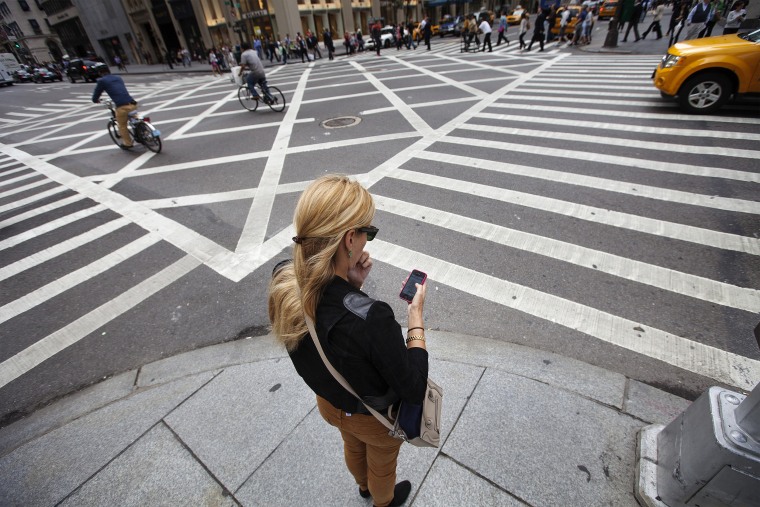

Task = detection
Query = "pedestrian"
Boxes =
[407,20,416,49]
[684,0,712,40]
[462,15,472,50]
[527,8,546,51]
[723,1,746,34]
[558,6,571,42]
[254,37,263,60]
[666,0,682,37]
[698,5,719,37]
[581,6,595,44]
[546,5,557,43]
[519,11,530,49]
[642,0,664,39]
[371,19,383,56]
[165,49,174,69]
[182,47,191,67]
[422,16,432,50]
[496,10,510,45]
[622,0,643,41]
[479,15,493,52]
[296,33,307,62]
[357,30,365,52]
[310,31,322,59]
[209,49,221,77]
[268,174,428,507]
[323,28,335,60]
[669,4,689,45]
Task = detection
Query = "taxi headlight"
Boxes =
[660,54,681,69]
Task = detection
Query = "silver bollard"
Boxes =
[656,322,760,506]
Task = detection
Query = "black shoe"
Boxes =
[359,487,371,498]
[374,481,411,507]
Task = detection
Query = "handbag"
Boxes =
[305,316,442,448]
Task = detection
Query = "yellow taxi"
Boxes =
[551,5,582,37]
[413,21,439,40]
[507,7,525,25]
[598,0,618,19]
[652,29,760,114]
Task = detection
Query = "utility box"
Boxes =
[657,387,760,506]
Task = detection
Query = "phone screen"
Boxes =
[400,269,427,303]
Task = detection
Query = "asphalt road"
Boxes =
[1,40,758,425]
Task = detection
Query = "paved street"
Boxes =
[1,37,758,427]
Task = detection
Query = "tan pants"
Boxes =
[316,395,402,507]
[115,103,137,146]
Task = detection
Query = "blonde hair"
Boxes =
[268,174,375,351]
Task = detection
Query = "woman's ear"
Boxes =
[343,229,355,250]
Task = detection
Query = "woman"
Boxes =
[519,11,531,50]
[268,175,428,507]
[723,1,746,34]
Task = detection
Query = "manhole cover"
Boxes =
[321,116,362,129]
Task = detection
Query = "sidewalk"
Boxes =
[0,331,691,506]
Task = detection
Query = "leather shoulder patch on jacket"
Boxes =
[343,292,375,320]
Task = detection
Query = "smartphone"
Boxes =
[399,269,427,303]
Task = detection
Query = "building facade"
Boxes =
[41,0,137,65]
[0,0,63,65]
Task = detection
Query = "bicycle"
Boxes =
[103,100,162,153]
[237,77,286,113]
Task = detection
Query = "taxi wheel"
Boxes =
[678,72,731,114]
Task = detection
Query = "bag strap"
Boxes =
[305,316,395,432]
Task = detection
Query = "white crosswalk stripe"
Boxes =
[0,50,758,399]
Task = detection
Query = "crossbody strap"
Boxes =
[305,315,395,431]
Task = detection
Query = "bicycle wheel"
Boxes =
[136,123,162,154]
[107,120,122,147]
[266,86,286,112]
[238,86,259,111]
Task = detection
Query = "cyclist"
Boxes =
[239,41,271,102]
[92,67,137,149]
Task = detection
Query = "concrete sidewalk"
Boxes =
[0,331,691,506]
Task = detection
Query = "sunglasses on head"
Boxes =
[356,225,379,241]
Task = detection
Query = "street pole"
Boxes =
[655,322,760,506]
[603,1,623,48]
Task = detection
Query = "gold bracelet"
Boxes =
[406,334,425,344]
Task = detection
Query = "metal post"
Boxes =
[603,0,623,48]
[655,322,760,506]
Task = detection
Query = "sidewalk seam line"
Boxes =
[162,420,242,506]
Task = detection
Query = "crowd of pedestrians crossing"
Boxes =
[200,0,746,75]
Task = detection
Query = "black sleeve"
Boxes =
[365,301,429,405]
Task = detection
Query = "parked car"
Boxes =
[33,67,58,82]
[14,68,33,82]
[652,29,760,114]
[66,58,108,83]
[46,65,63,81]
[598,0,618,19]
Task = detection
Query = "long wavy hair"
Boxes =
[268,175,375,351]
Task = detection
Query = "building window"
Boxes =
[29,18,42,34]
[18,0,30,11]
[0,2,11,16]
[8,21,23,38]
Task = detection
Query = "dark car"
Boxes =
[14,68,33,82]
[33,67,58,82]
[66,59,109,83]
[439,15,464,37]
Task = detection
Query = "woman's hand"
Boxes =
[347,250,372,289]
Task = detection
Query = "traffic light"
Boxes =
[14,42,21,48]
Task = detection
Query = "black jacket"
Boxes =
[289,276,429,414]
